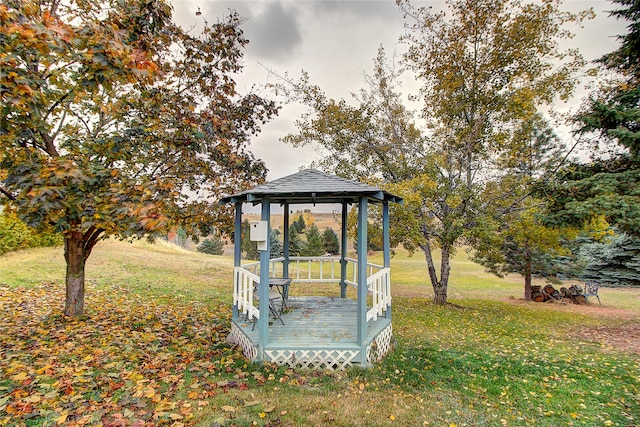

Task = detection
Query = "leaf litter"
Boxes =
[0,282,248,426]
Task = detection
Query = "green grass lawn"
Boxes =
[1,240,638,427]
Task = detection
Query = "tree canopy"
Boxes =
[539,0,640,236]
[0,0,278,316]
[302,223,324,256]
[275,0,590,304]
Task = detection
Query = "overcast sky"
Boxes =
[171,0,624,181]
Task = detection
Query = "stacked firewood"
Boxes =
[531,284,586,305]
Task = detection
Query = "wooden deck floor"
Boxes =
[234,296,391,348]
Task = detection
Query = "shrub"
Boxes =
[0,210,62,255]
[197,236,225,255]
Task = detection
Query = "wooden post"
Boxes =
[382,201,391,320]
[258,199,271,360]
[357,196,368,349]
[283,203,290,280]
[340,201,348,298]
[232,202,242,319]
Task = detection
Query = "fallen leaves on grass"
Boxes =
[0,283,245,426]
[388,298,640,426]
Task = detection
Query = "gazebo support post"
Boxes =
[257,198,271,360]
[283,203,290,282]
[383,201,391,320]
[340,201,348,298]
[357,196,368,351]
[232,202,242,319]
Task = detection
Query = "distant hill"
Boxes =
[243,212,342,232]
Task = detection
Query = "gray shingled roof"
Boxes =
[220,169,403,205]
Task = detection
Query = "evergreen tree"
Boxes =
[541,0,640,236]
[288,224,303,256]
[289,219,300,235]
[241,219,259,260]
[270,229,283,259]
[322,227,340,255]
[303,224,324,256]
[295,214,306,232]
[197,235,225,255]
[578,233,640,287]
[469,117,571,300]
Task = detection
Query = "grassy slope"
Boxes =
[1,240,639,427]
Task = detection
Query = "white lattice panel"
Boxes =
[265,349,361,370]
[228,323,258,361]
[367,323,393,363]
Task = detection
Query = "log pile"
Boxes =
[532,284,586,305]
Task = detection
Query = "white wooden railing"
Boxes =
[235,257,390,322]
[234,266,260,320]
[366,268,391,321]
[241,256,384,284]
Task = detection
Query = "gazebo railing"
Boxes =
[235,257,390,322]
[234,267,260,320]
[366,267,391,321]
[241,256,384,283]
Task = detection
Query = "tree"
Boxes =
[468,116,573,300]
[289,218,300,235]
[275,0,589,304]
[241,219,259,260]
[0,209,62,255]
[0,0,278,316]
[352,220,383,253]
[295,213,306,232]
[197,235,225,256]
[322,227,340,255]
[539,0,640,237]
[577,232,640,287]
[269,228,283,258]
[470,205,570,300]
[288,224,303,256]
[302,223,324,256]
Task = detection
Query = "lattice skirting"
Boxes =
[228,322,393,369]
[264,349,361,370]
[367,323,393,363]
[227,323,258,361]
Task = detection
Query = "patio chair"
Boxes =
[584,281,602,305]
[251,286,285,330]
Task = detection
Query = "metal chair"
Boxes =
[251,286,285,330]
[584,281,602,305]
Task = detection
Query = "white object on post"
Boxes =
[250,221,268,251]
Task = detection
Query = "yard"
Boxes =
[1,239,638,426]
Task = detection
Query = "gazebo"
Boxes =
[220,169,402,369]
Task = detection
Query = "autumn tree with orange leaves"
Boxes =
[0,0,278,316]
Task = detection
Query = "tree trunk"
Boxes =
[64,231,87,317]
[421,240,451,306]
[421,241,439,287]
[435,243,451,305]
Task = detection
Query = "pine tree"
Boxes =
[241,219,259,260]
[578,233,640,287]
[270,229,283,259]
[303,224,324,256]
[322,227,340,255]
[288,225,303,256]
[542,0,640,236]
[197,235,225,255]
[295,214,306,232]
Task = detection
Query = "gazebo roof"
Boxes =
[220,169,403,205]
